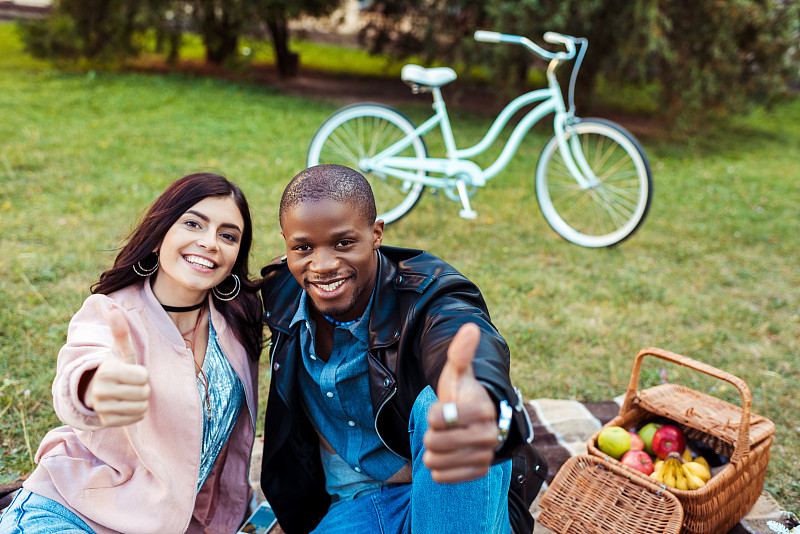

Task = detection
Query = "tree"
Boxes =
[359,0,800,129]
[251,0,343,77]
[18,0,144,61]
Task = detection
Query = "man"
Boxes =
[260,164,544,534]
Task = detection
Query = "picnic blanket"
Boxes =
[246,398,796,534]
[2,398,793,532]
[524,398,797,534]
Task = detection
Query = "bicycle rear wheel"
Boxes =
[536,118,652,247]
[307,103,428,224]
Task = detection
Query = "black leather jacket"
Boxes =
[259,246,532,534]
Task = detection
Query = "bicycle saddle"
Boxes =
[401,64,457,88]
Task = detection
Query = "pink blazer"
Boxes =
[24,280,259,534]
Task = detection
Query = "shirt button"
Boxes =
[310,354,317,361]
[265,311,271,318]
[348,420,355,427]
[354,467,362,473]
[273,362,280,371]
[326,392,334,398]
[383,378,391,388]
[396,275,403,283]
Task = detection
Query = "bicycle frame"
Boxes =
[361,32,596,217]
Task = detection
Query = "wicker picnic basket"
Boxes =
[538,454,683,534]
[586,347,775,534]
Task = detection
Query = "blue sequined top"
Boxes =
[195,316,244,492]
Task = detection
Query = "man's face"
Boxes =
[282,199,383,322]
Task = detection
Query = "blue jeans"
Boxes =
[310,386,512,534]
[0,489,95,534]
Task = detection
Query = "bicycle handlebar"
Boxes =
[474,30,576,60]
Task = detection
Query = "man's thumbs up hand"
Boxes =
[423,323,500,483]
[84,308,151,427]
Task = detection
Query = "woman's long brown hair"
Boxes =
[92,173,263,361]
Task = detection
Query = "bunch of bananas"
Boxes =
[651,450,712,490]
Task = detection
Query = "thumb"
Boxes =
[108,307,137,365]
[437,322,480,403]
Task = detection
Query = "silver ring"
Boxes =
[442,402,459,428]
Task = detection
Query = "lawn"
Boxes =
[0,21,798,512]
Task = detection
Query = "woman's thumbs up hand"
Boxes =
[84,308,151,427]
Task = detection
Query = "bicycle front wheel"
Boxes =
[307,104,428,224]
[536,118,652,247]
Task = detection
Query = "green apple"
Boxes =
[638,422,662,456]
[597,425,631,460]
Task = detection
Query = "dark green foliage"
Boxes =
[18,0,143,62]
[362,0,800,130]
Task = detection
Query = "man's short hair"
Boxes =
[280,164,377,228]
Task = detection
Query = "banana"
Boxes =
[682,465,707,490]
[659,451,684,489]
[663,468,676,488]
[675,467,688,490]
[662,458,678,488]
[684,461,711,482]
[694,455,711,471]
[682,448,693,463]
[651,459,666,482]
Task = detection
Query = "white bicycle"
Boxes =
[307,30,653,247]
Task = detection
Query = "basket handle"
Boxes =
[620,347,752,462]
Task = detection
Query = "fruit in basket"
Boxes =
[637,422,662,455]
[651,425,686,459]
[597,426,631,460]
[620,449,654,475]
[628,431,645,451]
[683,459,712,482]
[651,451,709,491]
[651,451,683,488]
[693,455,711,471]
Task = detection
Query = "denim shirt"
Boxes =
[292,291,406,504]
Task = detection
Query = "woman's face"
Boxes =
[151,195,244,305]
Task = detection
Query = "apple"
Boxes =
[651,425,687,459]
[597,425,631,460]
[638,422,662,456]
[621,449,655,475]
[628,431,645,451]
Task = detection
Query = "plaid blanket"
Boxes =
[523,399,797,534]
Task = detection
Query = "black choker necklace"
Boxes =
[162,301,204,313]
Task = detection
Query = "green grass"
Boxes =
[1,22,798,513]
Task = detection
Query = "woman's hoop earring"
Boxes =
[132,253,159,277]
[212,274,240,301]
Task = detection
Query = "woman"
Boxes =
[0,173,263,534]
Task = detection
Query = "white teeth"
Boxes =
[317,280,345,292]
[185,255,215,269]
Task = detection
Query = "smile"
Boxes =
[317,280,345,292]
[184,255,217,269]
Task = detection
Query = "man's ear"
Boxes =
[372,219,384,249]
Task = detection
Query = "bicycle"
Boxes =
[307,30,653,248]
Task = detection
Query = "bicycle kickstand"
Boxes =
[455,179,477,219]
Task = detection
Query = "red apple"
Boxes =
[651,425,686,459]
[628,431,645,451]
[620,449,655,475]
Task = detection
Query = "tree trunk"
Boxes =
[265,9,298,77]
[201,6,240,65]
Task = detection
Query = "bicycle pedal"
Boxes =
[459,209,478,219]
